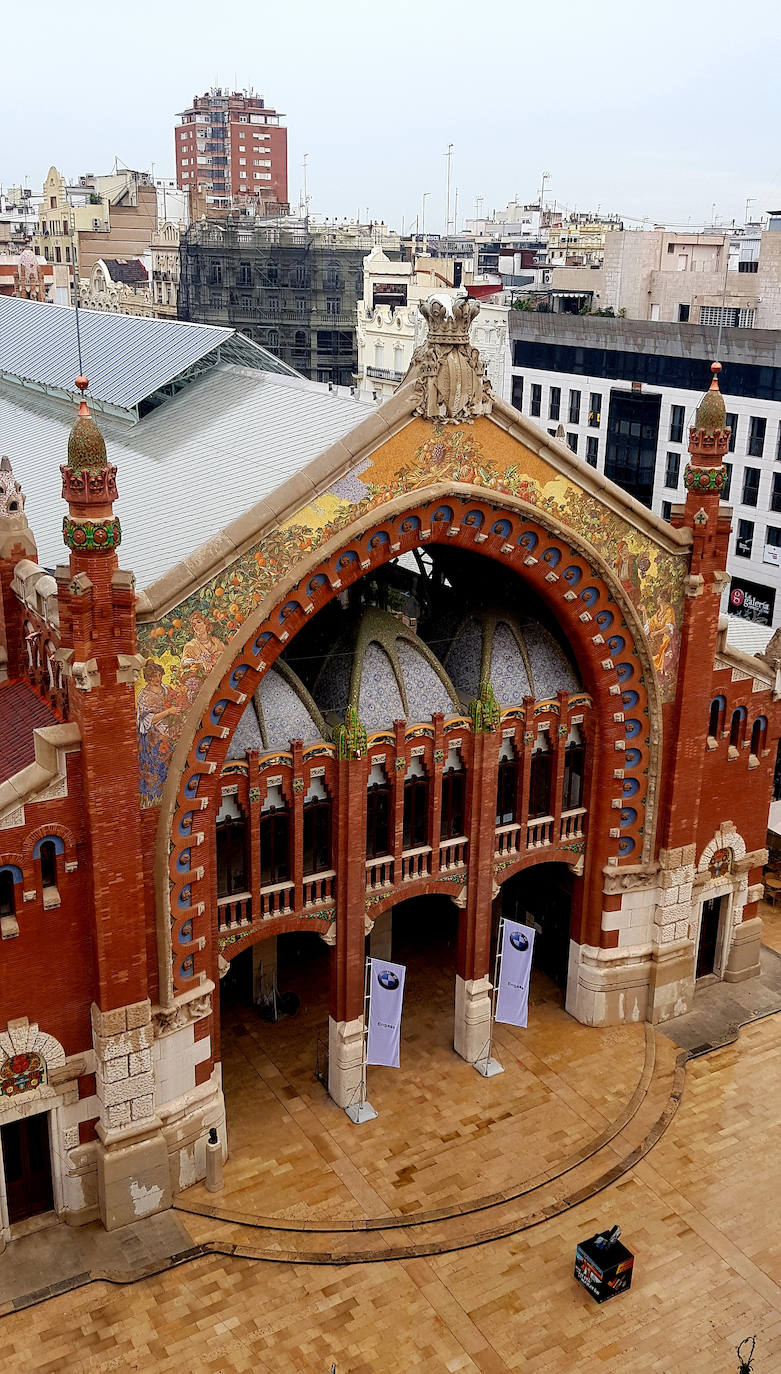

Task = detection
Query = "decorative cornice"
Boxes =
[62,516,121,553]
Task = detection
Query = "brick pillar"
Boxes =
[392,720,406,867]
[247,749,261,905]
[551,691,570,842]
[328,753,369,1109]
[430,713,445,875]
[291,738,305,912]
[455,727,501,1064]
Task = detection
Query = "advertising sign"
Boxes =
[495,919,535,1028]
[366,958,406,1068]
[728,576,776,626]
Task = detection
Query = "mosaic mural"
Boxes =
[136,418,688,806]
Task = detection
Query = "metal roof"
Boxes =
[0,296,295,414]
[0,363,376,592]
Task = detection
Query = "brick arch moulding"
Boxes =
[153,487,664,1003]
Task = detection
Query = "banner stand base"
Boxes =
[473,1057,504,1078]
[345,1100,378,1125]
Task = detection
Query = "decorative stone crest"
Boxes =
[335,705,367,760]
[408,293,492,424]
[469,681,500,733]
[684,465,726,494]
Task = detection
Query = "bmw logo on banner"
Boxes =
[495,918,536,1028]
[366,958,406,1067]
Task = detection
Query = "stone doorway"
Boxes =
[497,864,574,995]
[696,895,724,980]
[2,1113,54,1226]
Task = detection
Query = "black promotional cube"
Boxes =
[574,1233,634,1303]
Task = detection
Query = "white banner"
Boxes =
[495,919,535,1028]
[366,958,406,1067]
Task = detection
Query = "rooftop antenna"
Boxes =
[73,275,84,379]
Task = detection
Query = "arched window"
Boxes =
[496,739,518,826]
[238,260,252,286]
[293,330,307,355]
[441,748,465,840]
[303,778,331,875]
[402,758,429,849]
[562,727,586,812]
[708,696,726,739]
[39,840,57,890]
[0,869,16,918]
[528,731,553,819]
[366,761,391,859]
[750,716,767,758]
[729,707,747,750]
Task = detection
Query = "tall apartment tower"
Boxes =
[175,87,288,211]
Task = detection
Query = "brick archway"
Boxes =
[155,485,662,1004]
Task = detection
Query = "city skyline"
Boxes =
[3,0,779,232]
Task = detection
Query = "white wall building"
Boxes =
[509,313,781,629]
[356,247,512,403]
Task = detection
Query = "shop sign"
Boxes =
[728,577,776,626]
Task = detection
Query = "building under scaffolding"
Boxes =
[178,219,400,385]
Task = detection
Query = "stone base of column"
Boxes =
[566,940,653,1025]
[94,1119,172,1231]
[328,1015,376,1120]
[724,915,762,983]
[453,974,501,1070]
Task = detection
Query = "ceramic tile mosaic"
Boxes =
[396,639,454,722]
[256,669,321,750]
[489,621,533,704]
[524,623,580,699]
[358,642,404,731]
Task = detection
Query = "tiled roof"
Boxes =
[102,259,148,285]
[0,680,59,785]
[0,364,375,592]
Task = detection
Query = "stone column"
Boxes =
[329,751,370,1111]
[455,726,501,1065]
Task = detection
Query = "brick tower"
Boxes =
[58,378,170,1228]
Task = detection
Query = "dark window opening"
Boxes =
[217,818,247,896]
[549,386,561,421]
[496,758,518,825]
[562,741,585,812]
[528,747,552,819]
[742,467,760,506]
[260,809,290,885]
[366,782,391,859]
[568,389,581,424]
[748,416,766,457]
[40,841,57,890]
[402,774,429,849]
[511,375,524,410]
[0,871,14,917]
[441,769,465,840]
[729,709,746,749]
[530,383,542,417]
[708,697,725,738]
[303,798,331,874]
[669,405,685,443]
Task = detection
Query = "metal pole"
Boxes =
[474,917,505,1077]
[345,957,378,1123]
[445,144,453,238]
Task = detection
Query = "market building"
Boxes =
[0,292,778,1245]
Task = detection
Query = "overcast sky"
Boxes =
[4,0,779,231]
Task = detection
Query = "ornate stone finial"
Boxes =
[67,378,107,472]
[407,292,493,425]
[61,380,121,555]
[0,455,25,519]
[469,680,500,733]
[334,704,367,760]
[694,362,727,436]
[683,361,730,499]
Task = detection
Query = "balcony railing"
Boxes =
[494,822,522,857]
[366,856,395,891]
[526,815,554,848]
[401,845,432,882]
[560,807,587,841]
[303,870,335,908]
[259,880,294,920]
[217,891,253,933]
[439,836,468,871]
[366,365,405,382]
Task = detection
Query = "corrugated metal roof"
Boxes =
[0,297,293,412]
[0,364,376,592]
